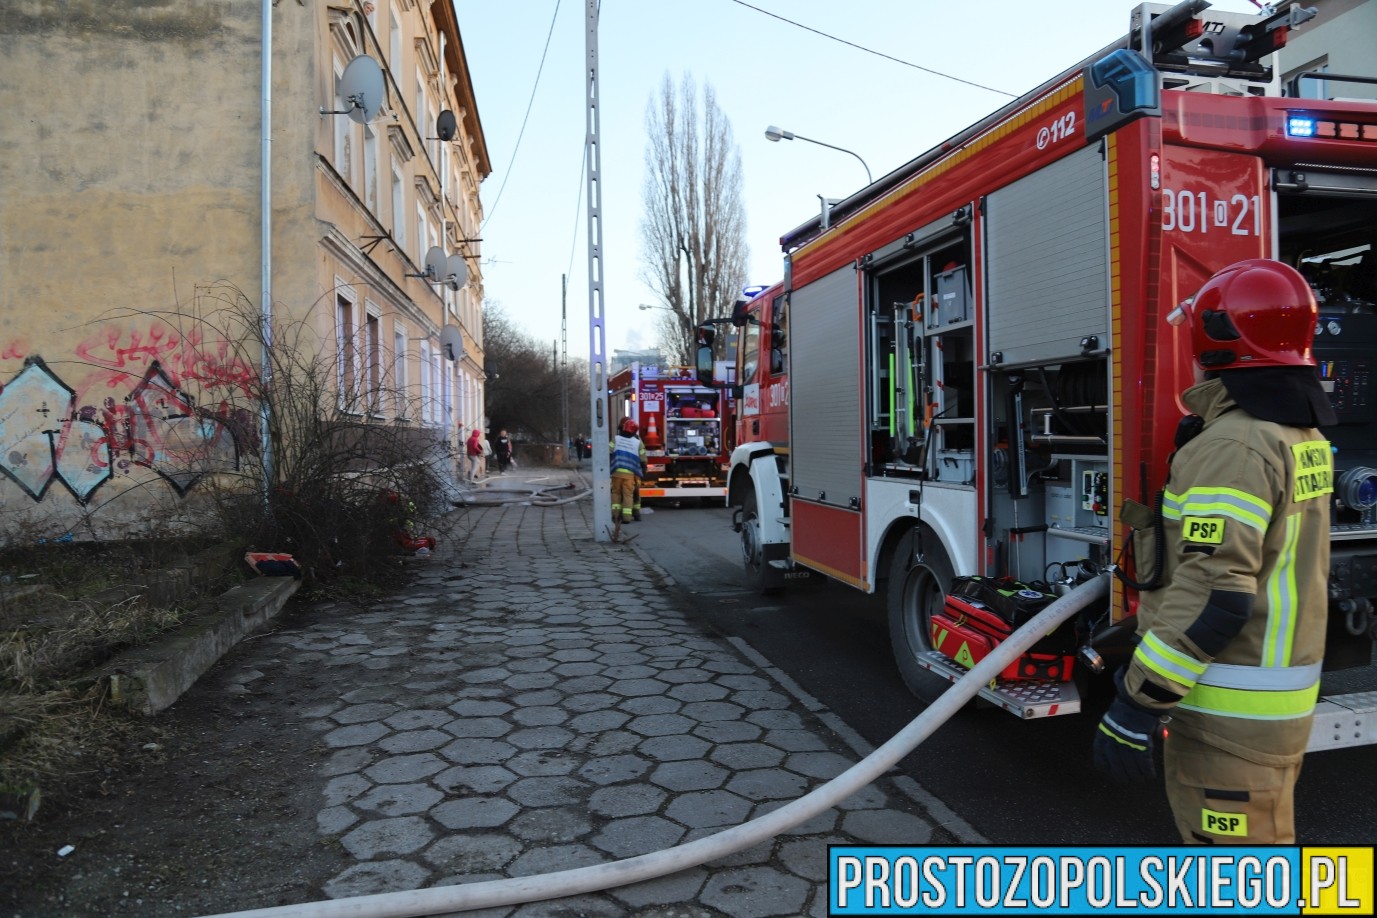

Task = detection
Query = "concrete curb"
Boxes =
[100,576,301,715]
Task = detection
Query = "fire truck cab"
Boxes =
[698,1,1377,745]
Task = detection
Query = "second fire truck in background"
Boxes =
[609,363,730,504]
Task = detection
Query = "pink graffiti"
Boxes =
[75,324,258,397]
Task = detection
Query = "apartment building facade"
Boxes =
[0,0,489,539]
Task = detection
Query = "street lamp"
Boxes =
[638,303,671,312]
[765,125,872,185]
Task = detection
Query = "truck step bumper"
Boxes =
[914,650,1080,719]
[1308,691,1377,752]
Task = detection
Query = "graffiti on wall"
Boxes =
[0,325,258,505]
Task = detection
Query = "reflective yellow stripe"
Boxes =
[1263,514,1301,667]
[1178,680,1319,719]
[1162,487,1271,532]
[1134,631,1206,691]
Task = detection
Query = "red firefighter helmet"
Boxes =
[619,417,639,435]
[1168,259,1318,370]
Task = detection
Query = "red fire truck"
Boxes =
[697,1,1377,744]
[609,362,729,503]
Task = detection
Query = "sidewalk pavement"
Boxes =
[215,465,975,916]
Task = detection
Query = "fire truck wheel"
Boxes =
[739,482,786,595]
[886,526,958,704]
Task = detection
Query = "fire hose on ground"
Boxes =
[202,574,1110,918]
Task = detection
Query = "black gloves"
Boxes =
[1092,670,1162,783]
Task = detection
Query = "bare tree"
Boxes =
[483,301,590,445]
[641,74,749,365]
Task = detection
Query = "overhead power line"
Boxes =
[728,0,1016,97]
[480,0,563,231]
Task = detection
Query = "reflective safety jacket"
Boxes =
[1126,378,1332,766]
[610,433,643,478]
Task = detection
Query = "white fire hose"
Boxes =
[202,574,1110,918]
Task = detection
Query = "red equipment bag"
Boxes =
[929,576,1076,682]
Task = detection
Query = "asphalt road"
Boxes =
[634,500,1377,845]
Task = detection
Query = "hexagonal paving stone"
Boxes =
[510,706,567,727]
[611,867,709,910]
[323,774,372,807]
[840,808,934,844]
[667,682,730,703]
[316,805,358,836]
[331,702,400,724]
[506,775,587,808]
[692,721,763,743]
[364,753,447,784]
[730,690,790,710]
[506,750,577,777]
[608,678,670,697]
[588,784,665,817]
[323,860,432,899]
[443,716,513,739]
[578,754,651,785]
[423,832,523,872]
[649,760,729,792]
[657,667,713,685]
[590,815,685,858]
[440,738,518,765]
[747,709,806,730]
[340,816,435,858]
[433,764,518,795]
[665,789,753,829]
[505,672,559,690]
[379,729,452,754]
[567,710,631,733]
[627,713,696,737]
[700,866,810,918]
[506,725,575,750]
[508,844,608,877]
[554,661,603,677]
[681,700,747,723]
[323,722,390,748]
[762,730,829,753]
[638,734,711,762]
[447,699,514,717]
[726,768,810,801]
[508,808,593,843]
[431,796,520,830]
[353,782,444,816]
[784,751,856,780]
[618,695,681,716]
[710,742,786,770]
[384,709,452,731]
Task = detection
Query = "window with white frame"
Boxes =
[389,4,403,88]
[431,351,443,427]
[415,70,428,148]
[392,165,406,249]
[365,306,382,414]
[336,290,358,409]
[419,340,432,423]
[416,204,429,265]
[393,322,409,418]
[364,125,378,211]
[442,354,454,432]
[333,57,352,182]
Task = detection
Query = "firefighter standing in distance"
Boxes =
[610,418,644,532]
[1093,259,1336,844]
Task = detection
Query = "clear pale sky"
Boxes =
[455,0,1264,361]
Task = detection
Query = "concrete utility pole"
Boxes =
[585,0,611,539]
[561,274,569,466]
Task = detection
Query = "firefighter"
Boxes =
[1093,259,1336,844]
[631,434,647,521]
[610,417,644,528]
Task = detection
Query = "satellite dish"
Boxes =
[436,110,458,142]
[337,55,385,124]
[423,246,448,284]
[445,253,469,291]
[439,324,466,362]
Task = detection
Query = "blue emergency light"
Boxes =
[1286,115,1317,138]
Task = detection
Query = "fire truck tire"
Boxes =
[739,482,786,595]
[886,526,956,703]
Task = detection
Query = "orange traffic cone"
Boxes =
[644,413,662,449]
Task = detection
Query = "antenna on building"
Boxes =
[407,246,449,284]
[440,324,466,362]
[320,55,385,123]
[435,110,458,142]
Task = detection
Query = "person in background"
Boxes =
[609,418,643,531]
[465,428,485,483]
[495,429,513,473]
[573,433,587,468]
[1093,259,1335,844]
